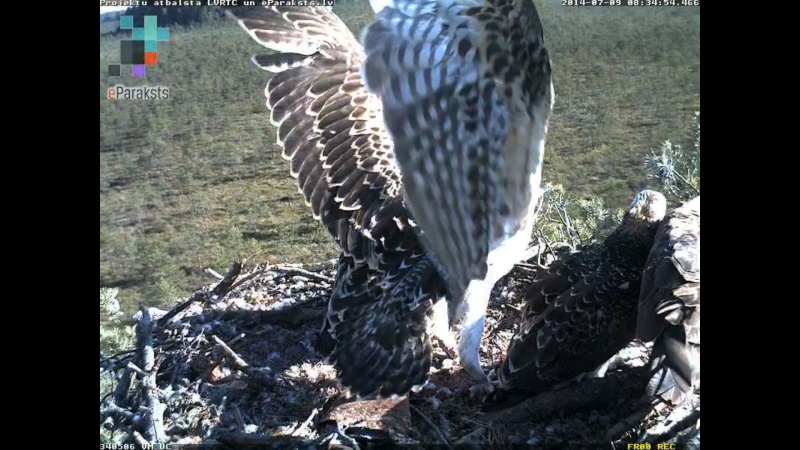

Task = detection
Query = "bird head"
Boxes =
[625,190,668,225]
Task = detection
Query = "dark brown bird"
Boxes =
[635,196,699,443]
[493,190,667,400]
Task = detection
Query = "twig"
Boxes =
[210,335,273,387]
[672,171,701,196]
[483,366,648,423]
[410,404,453,449]
[157,260,244,327]
[126,362,147,377]
[136,306,168,444]
[271,264,334,283]
[102,348,137,361]
[454,425,488,445]
[211,335,250,369]
[233,405,246,432]
[604,396,655,441]
[113,366,133,408]
[514,262,540,271]
[228,266,270,292]
[291,407,319,437]
[519,243,546,263]
[205,267,225,280]
[100,402,137,425]
[226,333,246,346]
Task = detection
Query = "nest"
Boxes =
[99,259,699,449]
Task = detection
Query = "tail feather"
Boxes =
[647,326,697,404]
[327,255,441,398]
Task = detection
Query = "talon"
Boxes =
[468,377,500,399]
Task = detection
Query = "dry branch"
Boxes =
[482,366,648,423]
[113,366,133,408]
[136,306,168,444]
[269,264,334,284]
[411,403,453,448]
[205,267,225,280]
[101,402,136,425]
[157,260,244,327]
[211,334,274,387]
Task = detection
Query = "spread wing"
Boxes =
[227,6,447,398]
[360,0,553,298]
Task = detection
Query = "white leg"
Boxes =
[431,299,457,357]
[457,280,491,384]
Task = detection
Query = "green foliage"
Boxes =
[100,287,122,318]
[535,110,700,252]
[100,3,699,313]
[100,288,134,443]
[100,289,134,358]
[534,183,621,252]
[644,111,700,203]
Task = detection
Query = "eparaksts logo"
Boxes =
[107,85,170,100]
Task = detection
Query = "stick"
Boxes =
[410,404,453,449]
[100,402,137,425]
[454,426,488,445]
[228,266,270,292]
[483,366,648,423]
[205,267,225,280]
[233,405,246,432]
[270,264,334,283]
[157,260,244,327]
[113,366,133,408]
[126,362,147,377]
[210,335,273,387]
[604,397,654,442]
[291,408,319,437]
[136,306,168,444]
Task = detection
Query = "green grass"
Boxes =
[99,1,700,314]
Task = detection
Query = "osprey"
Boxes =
[636,196,700,443]
[226,0,553,398]
[490,190,667,405]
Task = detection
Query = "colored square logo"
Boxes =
[132,65,146,78]
[119,15,133,30]
[110,15,169,78]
